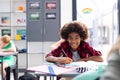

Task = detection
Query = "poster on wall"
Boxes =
[28,2,40,10]
[16,18,26,24]
[46,1,56,10]
[1,16,10,25]
[17,5,24,12]
[1,29,11,36]
[29,12,40,21]
[46,13,56,19]
[16,29,26,40]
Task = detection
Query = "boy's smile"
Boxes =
[67,32,81,51]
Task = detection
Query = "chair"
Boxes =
[5,52,18,80]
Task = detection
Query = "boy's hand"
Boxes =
[57,57,72,64]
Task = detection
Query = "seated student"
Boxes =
[45,21,103,80]
[46,21,103,63]
[99,36,120,80]
[0,35,16,80]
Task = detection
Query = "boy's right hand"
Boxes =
[57,57,72,64]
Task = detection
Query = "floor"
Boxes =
[1,72,57,80]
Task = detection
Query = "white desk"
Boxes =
[0,52,18,80]
[27,62,106,80]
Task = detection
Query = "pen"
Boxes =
[62,49,68,57]
[62,49,69,66]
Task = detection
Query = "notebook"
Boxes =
[65,61,107,73]
[27,64,76,75]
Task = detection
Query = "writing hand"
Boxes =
[57,57,72,64]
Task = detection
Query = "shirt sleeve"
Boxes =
[84,42,102,56]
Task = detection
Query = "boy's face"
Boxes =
[67,32,81,51]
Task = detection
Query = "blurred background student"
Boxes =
[0,35,16,80]
[100,36,120,80]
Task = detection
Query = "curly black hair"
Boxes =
[60,21,88,41]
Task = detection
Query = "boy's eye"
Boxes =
[68,37,80,40]
[76,37,80,39]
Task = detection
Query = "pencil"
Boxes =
[62,49,68,57]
